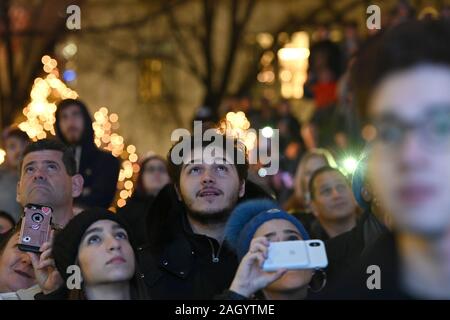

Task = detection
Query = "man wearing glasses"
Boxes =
[326,18,450,299]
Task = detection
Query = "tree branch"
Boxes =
[217,0,256,101]
[164,2,207,85]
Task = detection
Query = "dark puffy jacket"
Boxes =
[137,181,272,300]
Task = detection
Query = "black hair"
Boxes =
[2,126,31,145]
[309,166,349,200]
[19,139,77,176]
[351,18,450,120]
[0,222,21,256]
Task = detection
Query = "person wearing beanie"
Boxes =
[351,151,391,230]
[48,208,148,300]
[323,152,388,292]
[221,199,320,300]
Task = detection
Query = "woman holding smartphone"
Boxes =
[49,208,148,300]
[222,199,325,300]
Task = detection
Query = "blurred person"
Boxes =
[220,199,325,300]
[117,155,170,245]
[309,167,358,240]
[324,152,388,289]
[55,99,120,209]
[0,211,15,234]
[284,148,337,214]
[0,126,30,222]
[307,35,343,148]
[139,128,271,299]
[47,208,148,299]
[328,18,450,299]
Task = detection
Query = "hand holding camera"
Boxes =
[229,237,287,298]
[26,229,64,295]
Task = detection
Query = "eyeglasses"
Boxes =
[372,107,450,150]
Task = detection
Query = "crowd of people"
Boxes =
[1,16,450,300]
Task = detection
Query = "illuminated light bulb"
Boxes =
[126,145,136,154]
[124,181,133,190]
[124,171,133,179]
[49,59,58,69]
[41,55,51,65]
[100,107,108,115]
[109,113,119,123]
[129,154,138,163]
[132,164,140,173]
[43,65,53,73]
[120,190,129,199]
[117,199,126,208]
[62,43,77,59]
[37,132,47,139]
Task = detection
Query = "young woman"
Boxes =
[223,199,326,300]
[51,208,149,299]
[117,155,170,245]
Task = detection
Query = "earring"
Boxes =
[308,269,327,293]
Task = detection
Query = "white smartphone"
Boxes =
[262,239,328,272]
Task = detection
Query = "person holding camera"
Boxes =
[220,199,326,300]
[0,139,85,299]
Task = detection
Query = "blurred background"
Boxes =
[1,0,448,208]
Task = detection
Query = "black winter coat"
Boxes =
[137,181,272,300]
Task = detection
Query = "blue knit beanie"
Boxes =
[224,199,310,261]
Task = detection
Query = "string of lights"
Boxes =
[0,55,138,209]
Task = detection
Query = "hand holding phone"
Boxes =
[18,204,53,253]
[262,240,328,272]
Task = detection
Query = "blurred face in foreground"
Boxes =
[368,65,450,236]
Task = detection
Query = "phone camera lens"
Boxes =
[23,236,31,243]
[32,213,44,223]
[309,242,320,247]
